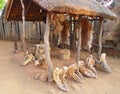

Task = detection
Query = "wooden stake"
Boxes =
[77,17,82,62]
[44,13,53,82]
[20,0,27,51]
[98,17,103,59]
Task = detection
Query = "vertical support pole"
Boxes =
[9,21,12,40]
[98,17,103,59]
[14,21,18,51]
[39,22,42,40]
[17,21,20,40]
[37,21,40,40]
[2,21,5,39]
[73,16,76,50]
[77,17,82,62]
[70,16,73,49]
[44,12,53,82]
[20,0,27,51]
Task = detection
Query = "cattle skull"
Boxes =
[53,67,69,92]
[68,63,83,82]
[95,53,111,73]
[78,61,97,79]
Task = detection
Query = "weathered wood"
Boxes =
[6,0,13,20]
[2,21,5,39]
[73,16,76,50]
[25,0,32,16]
[98,17,103,59]
[77,17,82,62]
[10,21,13,40]
[17,22,20,40]
[44,13,53,82]
[20,0,27,51]
[14,21,18,50]
[70,16,73,49]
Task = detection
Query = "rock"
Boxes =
[59,49,71,60]
[71,84,80,91]
[48,89,55,94]
[39,72,48,82]
[34,73,41,80]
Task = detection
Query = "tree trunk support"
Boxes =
[77,17,82,62]
[20,0,27,51]
[44,13,53,82]
[98,17,103,59]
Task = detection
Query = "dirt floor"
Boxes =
[0,40,120,94]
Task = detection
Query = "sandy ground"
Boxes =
[0,40,120,94]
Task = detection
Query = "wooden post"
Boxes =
[20,0,27,51]
[98,17,103,59]
[44,12,53,82]
[14,21,18,51]
[73,16,76,50]
[37,22,40,40]
[77,17,82,62]
[17,22,20,40]
[70,16,73,49]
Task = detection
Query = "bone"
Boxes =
[68,63,83,82]
[95,53,111,73]
[86,55,97,75]
[78,61,97,79]
[59,49,71,60]
[35,60,41,66]
[53,67,69,92]
[79,65,97,79]
[22,53,34,66]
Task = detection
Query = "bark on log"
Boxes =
[44,13,53,82]
[77,18,82,62]
[98,17,103,59]
[20,0,27,51]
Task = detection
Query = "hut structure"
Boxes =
[4,0,117,82]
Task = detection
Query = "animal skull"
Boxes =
[86,55,97,75]
[53,67,69,92]
[78,61,97,79]
[95,53,111,73]
[68,63,83,82]
[22,53,35,66]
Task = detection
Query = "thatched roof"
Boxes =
[5,0,117,21]
[5,0,47,21]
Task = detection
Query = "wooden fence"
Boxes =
[0,20,46,43]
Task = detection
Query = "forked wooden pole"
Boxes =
[20,0,27,51]
[44,12,53,82]
[98,17,103,59]
[77,17,82,62]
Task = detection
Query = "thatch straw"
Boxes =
[4,0,117,21]
[33,0,117,20]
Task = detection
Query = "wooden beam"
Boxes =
[33,9,43,21]
[98,17,103,59]
[25,0,32,16]
[44,12,53,82]
[20,0,27,51]
[77,17,82,62]
[6,0,13,20]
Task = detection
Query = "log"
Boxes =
[98,17,103,59]
[44,12,53,82]
[20,0,27,51]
